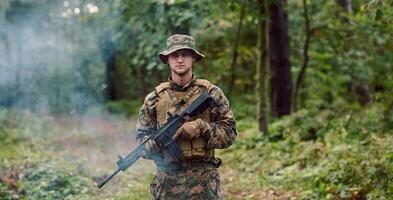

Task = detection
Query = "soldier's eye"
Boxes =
[169,53,179,58]
[183,52,193,57]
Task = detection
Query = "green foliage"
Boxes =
[0,109,91,200]
[0,182,17,200]
[230,94,256,122]
[105,100,141,116]
[1,101,393,199]
[0,107,154,200]
[2,0,392,115]
[19,161,89,200]
[308,147,393,199]
[220,103,393,199]
[105,0,393,115]
[383,107,393,130]
[287,0,393,110]
[1,0,393,199]
[0,108,57,140]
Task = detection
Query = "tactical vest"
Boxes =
[155,79,214,162]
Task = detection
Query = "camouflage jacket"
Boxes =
[136,77,237,152]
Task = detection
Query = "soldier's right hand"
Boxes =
[144,140,159,153]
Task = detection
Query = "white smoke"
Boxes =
[0,0,109,114]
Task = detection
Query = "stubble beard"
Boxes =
[173,67,191,77]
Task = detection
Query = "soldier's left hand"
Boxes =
[172,118,211,140]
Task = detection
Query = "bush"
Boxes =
[105,100,141,116]
[230,94,256,121]
[0,182,18,200]
[221,103,393,199]
[305,142,393,199]
[19,161,90,200]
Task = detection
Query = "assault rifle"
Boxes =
[97,91,216,188]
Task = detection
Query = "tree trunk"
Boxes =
[13,29,22,107]
[138,65,148,100]
[257,0,270,135]
[103,33,117,101]
[336,0,353,14]
[268,0,292,117]
[293,0,311,112]
[0,32,13,106]
[229,3,245,92]
[355,82,371,106]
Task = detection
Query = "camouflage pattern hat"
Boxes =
[159,34,205,63]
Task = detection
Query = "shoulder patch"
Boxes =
[194,79,212,90]
[208,85,226,101]
[145,91,158,101]
[144,91,160,108]
[155,82,171,94]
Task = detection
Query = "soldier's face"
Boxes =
[167,49,196,76]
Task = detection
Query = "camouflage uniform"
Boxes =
[136,34,237,200]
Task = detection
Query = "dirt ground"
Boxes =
[50,115,141,171]
[44,115,154,198]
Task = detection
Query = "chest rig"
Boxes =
[155,79,214,162]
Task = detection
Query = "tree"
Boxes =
[293,0,311,111]
[257,0,270,135]
[103,32,117,101]
[336,0,352,14]
[268,0,292,116]
[229,1,245,92]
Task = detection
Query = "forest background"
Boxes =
[0,0,392,199]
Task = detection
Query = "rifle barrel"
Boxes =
[97,168,121,188]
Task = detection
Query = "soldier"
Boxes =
[136,34,237,200]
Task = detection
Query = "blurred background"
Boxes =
[0,0,392,199]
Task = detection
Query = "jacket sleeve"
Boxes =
[136,92,158,141]
[205,86,237,149]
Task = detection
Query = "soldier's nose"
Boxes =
[176,57,184,62]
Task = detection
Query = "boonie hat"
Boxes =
[159,34,205,63]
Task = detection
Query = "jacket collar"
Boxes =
[168,75,196,91]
